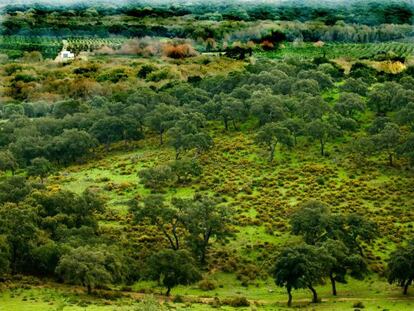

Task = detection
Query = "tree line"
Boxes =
[0,176,412,303]
[2,58,414,175]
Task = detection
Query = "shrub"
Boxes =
[146,68,179,82]
[163,43,198,59]
[316,176,325,185]
[138,165,175,190]
[223,296,250,307]
[172,295,184,303]
[261,40,274,51]
[97,68,128,83]
[137,64,157,79]
[198,278,217,291]
[353,301,365,309]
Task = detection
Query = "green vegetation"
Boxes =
[260,42,414,60]
[0,1,414,310]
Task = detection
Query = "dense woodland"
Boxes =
[0,1,414,310]
[1,0,413,40]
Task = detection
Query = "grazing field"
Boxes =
[1,276,414,310]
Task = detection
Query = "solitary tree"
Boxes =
[167,113,212,159]
[138,165,175,191]
[307,119,337,156]
[250,92,286,126]
[291,201,377,258]
[90,116,125,151]
[298,95,329,122]
[290,200,333,245]
[169,159,202,184]
[341,214,378,258]
[147,249,201,296]
[368,82,403,115]
[145,104,182,145]
[130,195,182,250]
[56,246,124,294]
[282,118,305,146]
[124,104,147,132]
[320,239,367,296]
[220,95,248,130]
[372,122,402,166]
[387,242,414,295]
[255,123,293,162]
[272,244,331,306]
[27,157,52,183]
[177,194,233,265]
[0,150,18,175]
[334,93,365,119]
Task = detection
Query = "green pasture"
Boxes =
[258,42,414,60]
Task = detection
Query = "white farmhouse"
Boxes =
[56,49,75,62]
[55,40,75,63]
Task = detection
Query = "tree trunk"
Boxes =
[200,243,207,265]
[404,279,412,295]
[87,284,92,295]
[308,285,318,303]
[200,229,212,265]
[389,153,393,166]
[12,247,17,274]
[159,132,163,145]
[172,225,180,250]
[166,287,171,296]
[320,139,324,156]
[105,143,110,152]
[166,232,177,250]
[223,117,228,131]
[269,143,276,163]
[287,286,293,307]
[330,273,337,296]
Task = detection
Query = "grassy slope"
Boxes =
[21,117,412,310]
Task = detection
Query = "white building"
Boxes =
[56,50,75,62]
